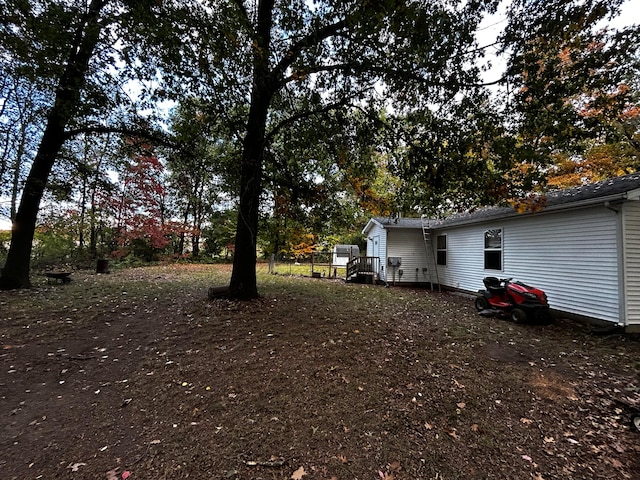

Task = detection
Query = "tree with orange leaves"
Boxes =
[500,0,640,190]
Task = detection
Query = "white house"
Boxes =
[362,217,433,285]
[362,173,640,331]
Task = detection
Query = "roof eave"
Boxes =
[435,191,632,229]
[362,218,383,235]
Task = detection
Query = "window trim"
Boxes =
[483,228,503,271]
[436,234,447,266]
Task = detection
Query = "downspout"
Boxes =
[604,199,626,327]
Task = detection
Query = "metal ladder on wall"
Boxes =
[421,215,441,291]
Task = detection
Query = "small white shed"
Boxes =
[332,244,360,266]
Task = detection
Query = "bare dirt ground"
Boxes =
[1,264,639,480]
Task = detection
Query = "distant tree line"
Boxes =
[0,0,638,296]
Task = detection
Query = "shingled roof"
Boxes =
[364,173,640,233]
[435,172,640,228]
[367,217,425,229]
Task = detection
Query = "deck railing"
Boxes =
[346,256,380,280]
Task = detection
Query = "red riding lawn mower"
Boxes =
[475,277,551,324]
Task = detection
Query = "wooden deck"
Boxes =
[346,256,380,283]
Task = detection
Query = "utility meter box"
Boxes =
[388,257,402,267]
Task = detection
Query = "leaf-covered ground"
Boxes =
[1,264,639,480]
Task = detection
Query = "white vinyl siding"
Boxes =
[433,224,490,292]
[386,229,429,284]
[503,208,619,323]
[365,223,387,280]
[623,201,640,326]
[435,206,621,323]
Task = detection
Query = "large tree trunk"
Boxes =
[0,0,106,290]
[221,0,275,300]
[88,165,101,258]
[0,128,66,288]
[226,101,270,299]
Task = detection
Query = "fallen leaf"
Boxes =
[520,418,534,425]
[122,471,131,480]
[456,402,466,409]
[611,442,625,453]
[291,466,306,480]
[337,454,348,464]
[471,424,480,432]
[446,428,458,439]
[607,457,623,469]
[424,422,434,430]
[67,462,86,472]
[521,455,532,462]
[543,436,555,444]
[105,468,119,480]
[389,460,401,472]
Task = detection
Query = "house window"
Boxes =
[436,234,447,265]
[484,228,502,270]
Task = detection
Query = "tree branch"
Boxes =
[230,0,254,39]
[64,125,175,148]
[273,18,349,79]
[265,92,370,142]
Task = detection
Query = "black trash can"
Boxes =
[96,259,110,274]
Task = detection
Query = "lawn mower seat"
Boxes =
[483,276,505,294]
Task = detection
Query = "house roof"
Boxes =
[374,217,424,229]
[434,172,640,228]
[362,173,640,234]
[362,216,430,235]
